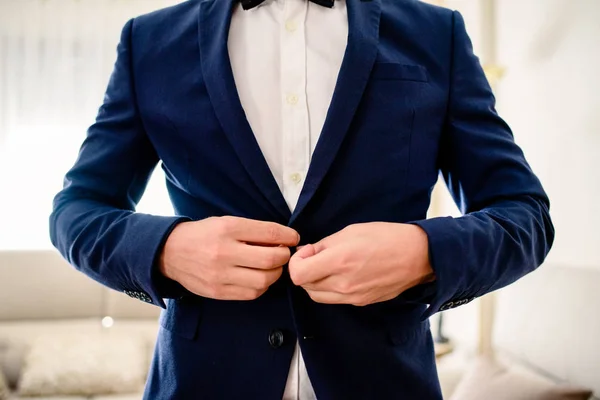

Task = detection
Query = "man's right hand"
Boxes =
[159,216,300,301]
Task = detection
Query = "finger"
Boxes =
[222,266,283,290]
[225,217,300,246]
[245,242,280,247]
[300,275,340,292]
[293,243,317,259]
[370,292,399,304]
[232,244,292,270]
[305,289,371,306]
[303,289,348,305]
[207,284,268,301]
[291,233,337,261]
[289,248,337,286]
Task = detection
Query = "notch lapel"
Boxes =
[289,0,382,225]
[198,0,291,221]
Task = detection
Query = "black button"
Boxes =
[268,329,284,349]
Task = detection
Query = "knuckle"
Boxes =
[352,296,369,307]
[255,274,270,289]
[218,215,235,225]
[206,285,222,299]
[247,289,264,300]
[336,281,354,295]
[207,242,225,264]
[306,290,319,302]
[266,225,281,242]
[260,254,276,269]
[281,247,292,262]
[342,224,357,235]
[338,255,353,272]
[268,251,285,267]
[266,249,286,268]
[264,271,279,287]
[216,216,235,235]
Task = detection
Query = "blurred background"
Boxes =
[0,0,598,399]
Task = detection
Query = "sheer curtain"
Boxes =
[0,0,180,249]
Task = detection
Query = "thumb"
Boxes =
[293,243,318,259]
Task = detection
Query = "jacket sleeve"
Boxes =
[408,11,554,320]
[49,19,191,309]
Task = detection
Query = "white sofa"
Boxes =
[0,251,161,399]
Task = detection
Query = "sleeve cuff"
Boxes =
[125,214,192,309]
[150,217,194,302]
[410,217,468,320]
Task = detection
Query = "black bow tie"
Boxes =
[240,0,334,11]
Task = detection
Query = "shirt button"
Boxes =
[285,20,297,32]
[290,173,302,184]
[286,93,299,106]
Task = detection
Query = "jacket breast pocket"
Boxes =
[371,63,429,83]
[159,297,203,340]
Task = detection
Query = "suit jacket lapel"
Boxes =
[289,0,382,225]
[198,0,291,221]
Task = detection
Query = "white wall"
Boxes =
[496,0,600,270]
[434,0,600,270]
[0,0,180,250]
[437,0,600,353]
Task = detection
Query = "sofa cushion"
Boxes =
[0,319,159,390]
[450,356,593,400]
[0,320,107,389]
[18,333,146,397]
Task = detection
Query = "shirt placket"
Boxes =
[280,0,310,212]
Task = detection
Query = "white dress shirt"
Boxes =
[228,0,348,398]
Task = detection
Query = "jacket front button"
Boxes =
[268,329,284,349]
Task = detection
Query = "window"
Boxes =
[0,0,180,249]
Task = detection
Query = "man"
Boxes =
[49,0,554,398]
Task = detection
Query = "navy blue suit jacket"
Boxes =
[50,0,554,398]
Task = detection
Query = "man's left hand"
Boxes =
[288,222,434,306]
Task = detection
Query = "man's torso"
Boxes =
[138,0,450,398]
